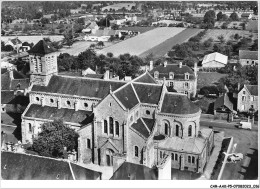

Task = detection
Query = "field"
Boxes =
[197,72,228,89]
[1,35,64,44]
[97,27,186,57]
[201,29,258,42]
[120,26,155,34]
[139,28,203,58]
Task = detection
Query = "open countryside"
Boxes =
[1,35,64,44]
[97,27,186,57]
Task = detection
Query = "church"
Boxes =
[21,40,214,173]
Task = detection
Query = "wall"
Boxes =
[202,61,225,68]
[237,88,258,112]
[240,59,258,67]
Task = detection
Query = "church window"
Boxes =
[84,103,88,107]
[176,125,179,137]
[36,97,40,101]
[165,123,169,136]
[188,125,192,137]
[115,121,119,136]
[188,156,191,163]
[109,103,112,107]
[134,146,139,157]
[172,153,174,160]
[67,100,71,106]
[109,117,114,134]
[50,98,54,103]
[175,154,178,161]
[87,139,91,149]
[104,120,108,134]
[146,110,150,115]
[160,151,162,158]
[192,156,195,164]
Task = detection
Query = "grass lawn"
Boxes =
[197,72,228,90]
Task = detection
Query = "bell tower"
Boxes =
[28,40,58,86]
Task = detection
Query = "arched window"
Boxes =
[67,100,71,106]
[188,125,192,137]
[188,156,191,163]
[192,156,195,164]
[104,120,108,134]
[146,110,150,115]
[175,154,178,161]
[134,146,138,157]
[50,98,54,103]
[109,117,114,134]
[28,123,32,133]
[165,123,168,136]
[84,103,88,108]
[115,121,119,136]
[176,125,179,137]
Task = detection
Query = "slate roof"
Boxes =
[133,83,162,105]
[24,104,93,125]
[131,118,150,139]
[202,52,228,65]
[142,118,155,132]
[28,40,57,55]
[241,13,251,17]
[150,64,195,80]
[1,70,30,90]
[214,94,233,111]
[31,75,126,99]
[1,91,29,105]
[110,161,158,180]
[1,151,101,180]
[239,50,258,60]
[9,38,22,45]
[160,93,200,115]
[114,84,139,109]
[157,136,206,154]
[245,85,258,96]
[133,72,157,84]
[1,91,15,104]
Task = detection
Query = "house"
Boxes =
[1,151,101,180]
[21,39,215,174]
[4,38,22,51]
[82,67,96,76]
[82,22,99,34]
[214,94,234,121]
[239,50,258,66]
[202,52,228,68]
[241,13,252,21]
[149,61,198,98]
[237,85,258,112]
[84,29,121,42]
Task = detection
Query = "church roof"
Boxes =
[31,75,126,99]
[1,70,30,90]
[142,118,155,132]
[28,40,57,55]
[131,118,154,139]
[1,151,101,180]
[160,93,200,115]
[24,104,93,125]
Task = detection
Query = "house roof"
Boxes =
[1,91,15,104]
[110,161,158,180]
[150,64,195,80]
[9,38,22,45]
[1,70,30,90]
[31,75,126,99]
[131,118,151,139]
[28,40,57,55]
[1,91,29,105]
[114,84,139,109]
[24,104,93,125]
[239,50,258,60]
[142,118,155,132]
[202,52,228,65]
[214,94,233,111]
[157,136,206,154]
[160,93,200,115]
[245,85,258,96]
[241,13,251,17]
[133,83,162,104]
[133,72,157,84]
[1,151,101,180]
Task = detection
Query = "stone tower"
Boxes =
[28,40,58,86]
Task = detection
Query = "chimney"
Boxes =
[163,61,167,67]
[104,70,110,80]
[179,62,182,68]
[149,60,153,71]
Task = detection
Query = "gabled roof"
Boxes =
[110,161,158,180]
[1,70,30,90]
[241,13,251,17]
[142,118,155,132]
[24,104,93,125]
[245,85,258,96]
[9,38,22,45]
[133,83,162,104]
[1,91,15,104]
[31,75,126,99]
[133,72,157,84]
[150,64,195,80]
[239,50,258,60]
[114,84,139,109]
[214,94,233,111]
[1,151,101,180]
[28,40,57,55]
[160,93,200,115]
[202,52,228,65]
[131,118,151,139]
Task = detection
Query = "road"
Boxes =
[200,120,258,180]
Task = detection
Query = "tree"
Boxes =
[97,41,104,48]
[222,14,228,21]
[40,18,50,24]
[233,33,241,41]
[217,35,225,43]
[217,11,223,21]
[230,12,239,21]
[107,52,113,58]
[203,10,216,27]
[183,57,197,68]
[31,120,79,158]
[3,44,14,51]
[90,43,96,49]
[251,39,258,51]
[203,38,212,48]
[63,29,73,47]
[22,42,30,46]
[221,22,228,29]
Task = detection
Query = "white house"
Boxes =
[82,68,96,76]
[5,38,23,51]
[202,52,228,68]
[239,50,258,66]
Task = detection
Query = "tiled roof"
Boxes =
[202,52,228,65]
[24,104,93,125]
[160,93,200,115]
[131,118,150,139]
[142,118,155,132]
[110,161,158,180]
[133,72,157,84]
[1,71,29,90]
[1,151,101,180]
[10,79,30,90]
[150,64,195,80]
[214,94,233,111]
[1,91,15,104]
[114,84,139,109]
[239,50,258,60]
[241,13,251,17]
[10,38,22,45]
[28,40,57,55]
[245,85,258,96]
[1,91,29,105]
[133,83,162,104]
[157,136,206,154]
[31,75,126,99]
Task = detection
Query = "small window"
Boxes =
[115,121,119,136]
[165,123,168,136]
[242,96,246,101]
[188,125,192,137]
[146,110,150,115]
[29,123,32,132]
[185,82,189,88]
[188,156,191,163]
[36,97,40,101]
[87,139,91,149]
[134,146,139,157]
[84,103,88,107]
[243,91,246,95]
[169,82,174,87]
[67,101,71,106]
[50,99,54,103]
[160,151,162,158]
[104,120,108,134]
[171,153,174,160]
[250,96,254,101]
[109,103,112,107]
[175,154,178,161]
[192,156,195,164]
[109,117,114,134]
[2,108,5,112]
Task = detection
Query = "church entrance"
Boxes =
[105,149,114,166]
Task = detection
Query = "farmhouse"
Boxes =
[202,52,228,68]
[21,39,214,174]
[82,22,99,34]
[237,85,258,112]
[84,29,121,42]
[239,50,258,66]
